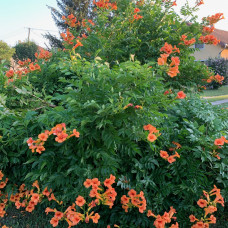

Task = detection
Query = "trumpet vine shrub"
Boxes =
[0,0,227,227]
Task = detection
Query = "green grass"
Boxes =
[201,85,228,103]
[203,95,228,102]
[202,85,228,97]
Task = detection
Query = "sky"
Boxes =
[0,0,228,48]
[0,0,58,47]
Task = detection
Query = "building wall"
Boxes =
[192,44,222,61]
[220,49,228,59]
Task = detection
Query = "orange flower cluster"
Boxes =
[35,48,52,61]
[0,176,61,223]
[147,206,178,228]
[133,8,143,20]
[207,74,224,84]
[160,42,180,55]
[46,204,84,227]
[18,58,41,72]
[77,33,88,40]
[29,63,41,71]
[12,182,37,212]
[143,124,160,142]
[160,141,181,164]
[5,69,15,79]
[60,29,84,50]
[18,58,31,66]
[123,103,142,109]
[204,13,225,25]
[179,35,196,46]
[27,123,80,154]
[61,29,75,45]
[136,0,144,6]
[199,35,220,45]
[46,175,116,227]
[214,136,228,146]
[72,40,83,50]
[84,174,117,209]
[62,14,80,28]
[0,171,8,218]
[189,186,224,228]
[172,1,177,7]
[10,180,61,214]
[93,0,117,10]
[202,26,215,35]
[62,14,95,34]
[5,56,42,84]
[211,136,228,159]
[176,91,186,99]
[196,0,204,6]
[121,189,147,213]
[80,19,95,33]
[158,43,180,78]
[5,64,39,84]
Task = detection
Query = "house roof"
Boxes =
[212,28,228,48]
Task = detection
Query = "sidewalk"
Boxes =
[211,99,228,105]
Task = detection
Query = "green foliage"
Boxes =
[13,41,38,62]
[1,56,228,226]
[0,0,227,227]
[159,97,228,225]
[0,40,15,62]
[60,0,211,90]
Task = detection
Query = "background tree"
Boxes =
[13,41,38,62]
[0,40,15,63]
[44,0,93,48]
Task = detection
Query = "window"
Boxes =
[195,43,205,49]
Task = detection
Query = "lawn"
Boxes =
[201,85,228,102]
[202,85,228,97]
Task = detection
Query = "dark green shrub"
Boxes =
[206,58,228,88]
[13,41,38,62]
[0,0,227,227]
[1,57,227,226]
[0,40,15,62]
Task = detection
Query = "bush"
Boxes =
[13,41,38,62]
[1,56,228,226]
[206,58,228,88]
[0,40,15,63]
[0,0,227,227]
[58,0,216,90]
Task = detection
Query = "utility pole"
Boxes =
[27,27,31,42]
[24,27,58,43]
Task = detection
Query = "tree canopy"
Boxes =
[0,40,15,62]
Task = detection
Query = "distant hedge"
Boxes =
[13,41,38,62]
[206,58,228,86]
